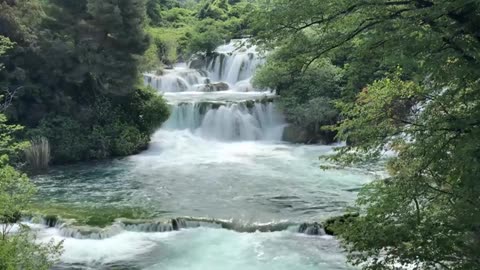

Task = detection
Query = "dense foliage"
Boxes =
[0,35,62,269]
[254,51,343,143]
[0,0,170,164]
[143,0,256,68]
[253,0,480,269]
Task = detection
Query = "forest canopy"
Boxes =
[252,0,480,269]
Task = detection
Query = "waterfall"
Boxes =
[163,102,285,141]
[207,39,264,87]
[144,68,208,92]
[143,39,284,142]
[144,39,265,93]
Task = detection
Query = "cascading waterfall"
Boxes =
[144,67,208,92]
[206,39,264,89]
[144,39,284,142]
[144,39,264,93]
[163,102,285,141]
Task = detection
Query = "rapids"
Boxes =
[29,39,377,270]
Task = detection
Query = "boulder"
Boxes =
[211,82,229,91]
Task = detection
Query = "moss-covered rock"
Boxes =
[25,203,153,228]
[323,213,359,236]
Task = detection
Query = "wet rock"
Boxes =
[171,218,179,231]
[323,213,359,236]
[298,222,324,235]
[44,215,59,227]
[212,82,229,91]
[244,100,255,109]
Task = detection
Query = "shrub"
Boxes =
[29,87,170,164]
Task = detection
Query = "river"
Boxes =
[31,40,377,270]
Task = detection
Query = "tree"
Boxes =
[0,0,171,164]
[253,0,480,269]
[0,35,62,270]
[0,162,63,270]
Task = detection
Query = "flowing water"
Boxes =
[30,40,378,270]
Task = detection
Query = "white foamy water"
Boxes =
[37,226,353,270]
[163,102,285,141]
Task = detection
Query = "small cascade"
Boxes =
[206,39,264,88]
[144,68,208,92]
[298,222,325,235]
[163,101,285,141]
[29,216,326,240]
[144,39,265,93]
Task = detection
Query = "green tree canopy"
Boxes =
[252,0,480,269]
[0,0,170,164]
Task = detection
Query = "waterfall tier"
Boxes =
[144,39,265,93]
[163,101,285,141]
[143,39,284,142]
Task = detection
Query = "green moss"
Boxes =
[26,203,153,228]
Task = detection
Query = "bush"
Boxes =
[113,126,148,156]
[31,116,89,163]
[29,87,170,164]
[254,53,344,139]
[187,19,228,54]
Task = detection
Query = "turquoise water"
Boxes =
[32,128,375,270]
